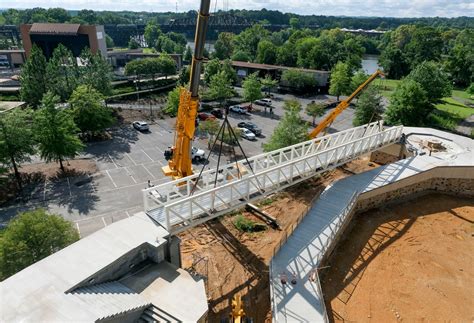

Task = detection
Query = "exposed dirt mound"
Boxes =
[321,193,474,322]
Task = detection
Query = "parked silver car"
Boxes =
[132,121,149,131]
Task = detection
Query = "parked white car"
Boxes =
[255,98,272,106]
[229,105,249,114]
[191,146,205,161]
[238,127,256,141]
[132,121,149,131]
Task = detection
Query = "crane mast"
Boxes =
[162,0,211,178]
[308,69,384,139]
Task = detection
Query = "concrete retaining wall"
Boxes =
[356,166,474,213]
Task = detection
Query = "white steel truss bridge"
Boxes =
[143,121,403,235]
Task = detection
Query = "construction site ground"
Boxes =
[320,193,474,322]
[178,156,379,322]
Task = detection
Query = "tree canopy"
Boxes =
[353,86,384,126]
[20,45,48,107]
[264,100,308,152]
[329,62,351,100]
[0,108,35,188]
[406,61,452,103]
[242,73,263,106]
[0,209,79,280]
[384,79,432,126]
[34,93,84,172]
[69,85,115,135]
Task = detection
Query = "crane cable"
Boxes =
[190,108,264,196]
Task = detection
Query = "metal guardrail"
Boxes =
[270,190,359,323]
[145,122,403,235]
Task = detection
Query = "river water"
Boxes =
[361,55,381,74]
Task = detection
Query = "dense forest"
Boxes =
[1,7,473,29]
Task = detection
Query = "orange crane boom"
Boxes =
[162,0,210,179]
[308,69,384,139]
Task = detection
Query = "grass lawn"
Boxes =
[374,78,473,132]
[372,78,401,98]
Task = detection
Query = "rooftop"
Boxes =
[29,23,81,35]
[231,60,330,74]
[0,212,207,322]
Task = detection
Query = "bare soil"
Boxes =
[19,159,97,180]
[178,156,378,322]
[113,106,164,124]
[321,193,474,322]
[0,159,97,204]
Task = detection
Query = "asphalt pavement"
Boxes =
[0,91,356,237]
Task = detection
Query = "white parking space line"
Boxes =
[141,149,154,162]
[105,170,118,188]
[101,217,107,227]
[143,165,156,179]
[43,179,47,201]
[125,153,137,166]
[155,146,164,154]
[125,210,131,218]
[107,153,119,168]
[76,222,81,238]
[66,178,72,197]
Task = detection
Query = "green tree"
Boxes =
[329,62,351,101]
[276,42,298,67]
[407,61,452,103]
[467,83,474,95]
[281,69,317,93]
[128,38,140,49]
[69,85,114,135]
[0,209,79,280]
[164,86,180,116]
[199,119,220,148]
[34,93,84,172]
[204,58,222,85]
[144,20,162,48]
[350,70,368,92]
[445,29,474,87]
[214,32,234,60]
[178,66,190,85]
[379,44,409,79]
[264,100,308,152]
[79,49,112,96]
[231,50,251,62]
[261,75,278,97]
[184,46,192,62]
[0,109,35,189]
[124,59,146,79]
[289,17,301,29]
[385,79,432,126]
[233,24,270,60]
[46,44,79,102]
[208,71,234,106]
[20,45,48,107]
[157,54,177,79]
[305,102,325,126]
[256,40,277,65]
[221,59,237,85]
[105,34,115,48]
[353,86,383,126]
[242,73,263,108]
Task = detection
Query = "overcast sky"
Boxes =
[2,0,473,18]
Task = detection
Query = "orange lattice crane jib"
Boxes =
[308,69,384,139]
[162,0,210,179]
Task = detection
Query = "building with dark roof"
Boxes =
[20,23,107,59]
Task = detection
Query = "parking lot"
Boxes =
[0,92,355,237]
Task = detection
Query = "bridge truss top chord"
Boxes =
[143,121,403,235]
